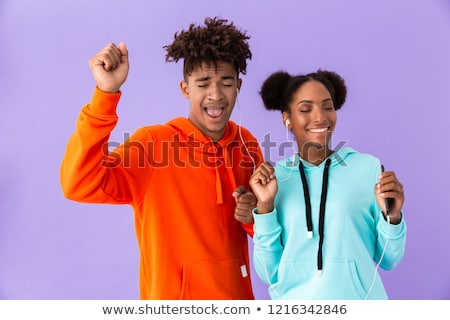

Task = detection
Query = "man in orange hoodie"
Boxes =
[60,17,263,299]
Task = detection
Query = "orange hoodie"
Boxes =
[60,88,263,299]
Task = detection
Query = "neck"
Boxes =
[298,144,333,166]
[187,117,225,142]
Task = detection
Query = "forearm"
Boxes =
[252,209,283,285]
[376,212,407,270]
[60,88,124,203]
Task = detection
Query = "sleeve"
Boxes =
[237,129,265,237]
[371,160,407,270]
[376,211,407,270]
[60,87,151,205]
[252,208,283,286]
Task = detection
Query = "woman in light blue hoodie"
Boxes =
[249,70,406,299]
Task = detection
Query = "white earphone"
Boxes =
[285,119,290,128]
[236,88,240,95]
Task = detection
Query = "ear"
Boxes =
[237,78,242,93]
[180,80,189,99]
[282,112,290,129]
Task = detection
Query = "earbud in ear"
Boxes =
[285,119,290,128]
[236,88,240,95]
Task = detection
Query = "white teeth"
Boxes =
[310,128,328,133]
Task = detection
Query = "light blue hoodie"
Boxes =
[252,147,407,300]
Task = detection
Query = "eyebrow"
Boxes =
[194,75,236,82]
[298,98,333,105]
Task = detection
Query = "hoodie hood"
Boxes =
[278,147,358,171]
[165,117,240,204]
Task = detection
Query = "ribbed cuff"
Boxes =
[252,208,278,233]
[86,86,122,115]
[379,211,405,237]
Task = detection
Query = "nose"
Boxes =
[207,83,224,100]
[311,106,326,122]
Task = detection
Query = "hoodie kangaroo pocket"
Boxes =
[274,259,367,299]
[179,258,253,300]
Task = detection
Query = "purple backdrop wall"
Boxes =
[1,0,449,300]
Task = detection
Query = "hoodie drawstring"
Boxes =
[215,166,223,204]
[299,158,331,275]
[214,144,237,205]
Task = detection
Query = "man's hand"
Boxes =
[232,186,257,224]
[89,42,129,93]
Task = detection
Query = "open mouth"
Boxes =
[309,127,329,133]
[205,107,225,118]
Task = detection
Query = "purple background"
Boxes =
[1,0,449,300]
